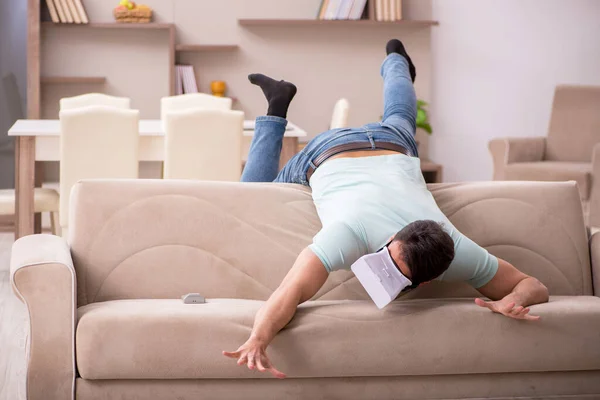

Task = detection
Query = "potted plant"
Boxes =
[416,100,432,134]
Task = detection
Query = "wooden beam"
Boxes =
[16,0,41,238]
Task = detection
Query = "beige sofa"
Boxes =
[10,179,600,400]
[489,85,600,227]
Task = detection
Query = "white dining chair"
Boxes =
[161,93,232,128]
[60,93,131,110]
[59,105,139,237]
[164,108,244,181]
[330,98,350,129]
[1,73,61,235]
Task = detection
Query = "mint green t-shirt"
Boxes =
[308,154,498,288]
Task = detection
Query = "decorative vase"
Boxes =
[210,81,227,97]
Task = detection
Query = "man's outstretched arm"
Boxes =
[223,247,328,378]
[475,257,549,320]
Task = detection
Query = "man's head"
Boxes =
[387,220,455,286]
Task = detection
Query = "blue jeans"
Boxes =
[241,53,418,185]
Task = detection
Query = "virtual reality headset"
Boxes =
[351,244,413,309]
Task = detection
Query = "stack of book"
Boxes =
[317,0,369,20]
[175,65,199,95]
[45,0,89,24]
[373,0,402,21]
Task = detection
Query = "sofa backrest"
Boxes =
[69,180,593,306]
[546,85,600,162]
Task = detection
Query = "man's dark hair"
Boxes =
[392,220,455,285]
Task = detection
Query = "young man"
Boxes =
[223,39,549,379]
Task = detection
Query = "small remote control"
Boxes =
[182,293,206,304]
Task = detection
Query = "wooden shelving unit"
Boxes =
[41,76,107,84]
[175,44,239,52]
[41,22,174,29]
[238,19,438,27]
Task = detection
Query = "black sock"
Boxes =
[386,39,416,83]
[248,73,297,119]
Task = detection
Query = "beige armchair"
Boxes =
[489,85,600,226]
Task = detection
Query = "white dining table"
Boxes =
[8,119,307,237]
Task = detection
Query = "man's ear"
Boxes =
[388,234,395,243]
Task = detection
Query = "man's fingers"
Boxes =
[475,298,494,311]
[222,350,240,359]
[256,356,267,373]
[522,312,541,321]
[238,354,248,365]
[500,302,516,314]
[262,354,286,379]
[247,352,256,370]
[519,307,531,316]
[510,305,524,316]
[267,365,287,379]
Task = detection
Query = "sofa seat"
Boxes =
[76,296,600,380]
[504,162,592,199]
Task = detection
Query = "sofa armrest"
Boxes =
[10,234,75,400]
[588,144,600,227]
[488,137,546,180]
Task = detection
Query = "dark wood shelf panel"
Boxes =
[176,44,239,52]
[238,19,438,27]
[42,22,174,29]
[41,76,107,84]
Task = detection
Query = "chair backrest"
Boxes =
[546,85,600,162]
[60,93,131,110]
[59,105,139,235]
[163,108,244,181]
[161,93,232,126]
[69,179,592,306]
[330,98,350,129]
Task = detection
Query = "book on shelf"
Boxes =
[66,0,81,23]
[45,0,60,23]
[349,0,368,20]
[176,65,198,94]
[376,0,383,21]
[317,0,330,19]
[59,0,74,23]
[317,0,368,20]
[373,0,402,21]
[74,0,89,23]
[52,0,68,23]
[44,0,89,24]
[175,65,183,95]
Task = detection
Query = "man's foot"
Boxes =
[248,73,297,119]
[386,39,416,82]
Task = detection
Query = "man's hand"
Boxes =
[223,337,286,379]
[223,248,328,380]
[475,297,540,321]
[476,258,549,321]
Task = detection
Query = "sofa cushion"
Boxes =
[504,162,592,199]
[76,296,600,380]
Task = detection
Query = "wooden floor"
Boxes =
[0,232,27,400]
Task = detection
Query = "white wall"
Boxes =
[430,0,600,182]
[0,0,27,189]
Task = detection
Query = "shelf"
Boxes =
[238,19,438,27]
[176,44,239,52]
[41,22,174,29]
[41,76,107,84]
